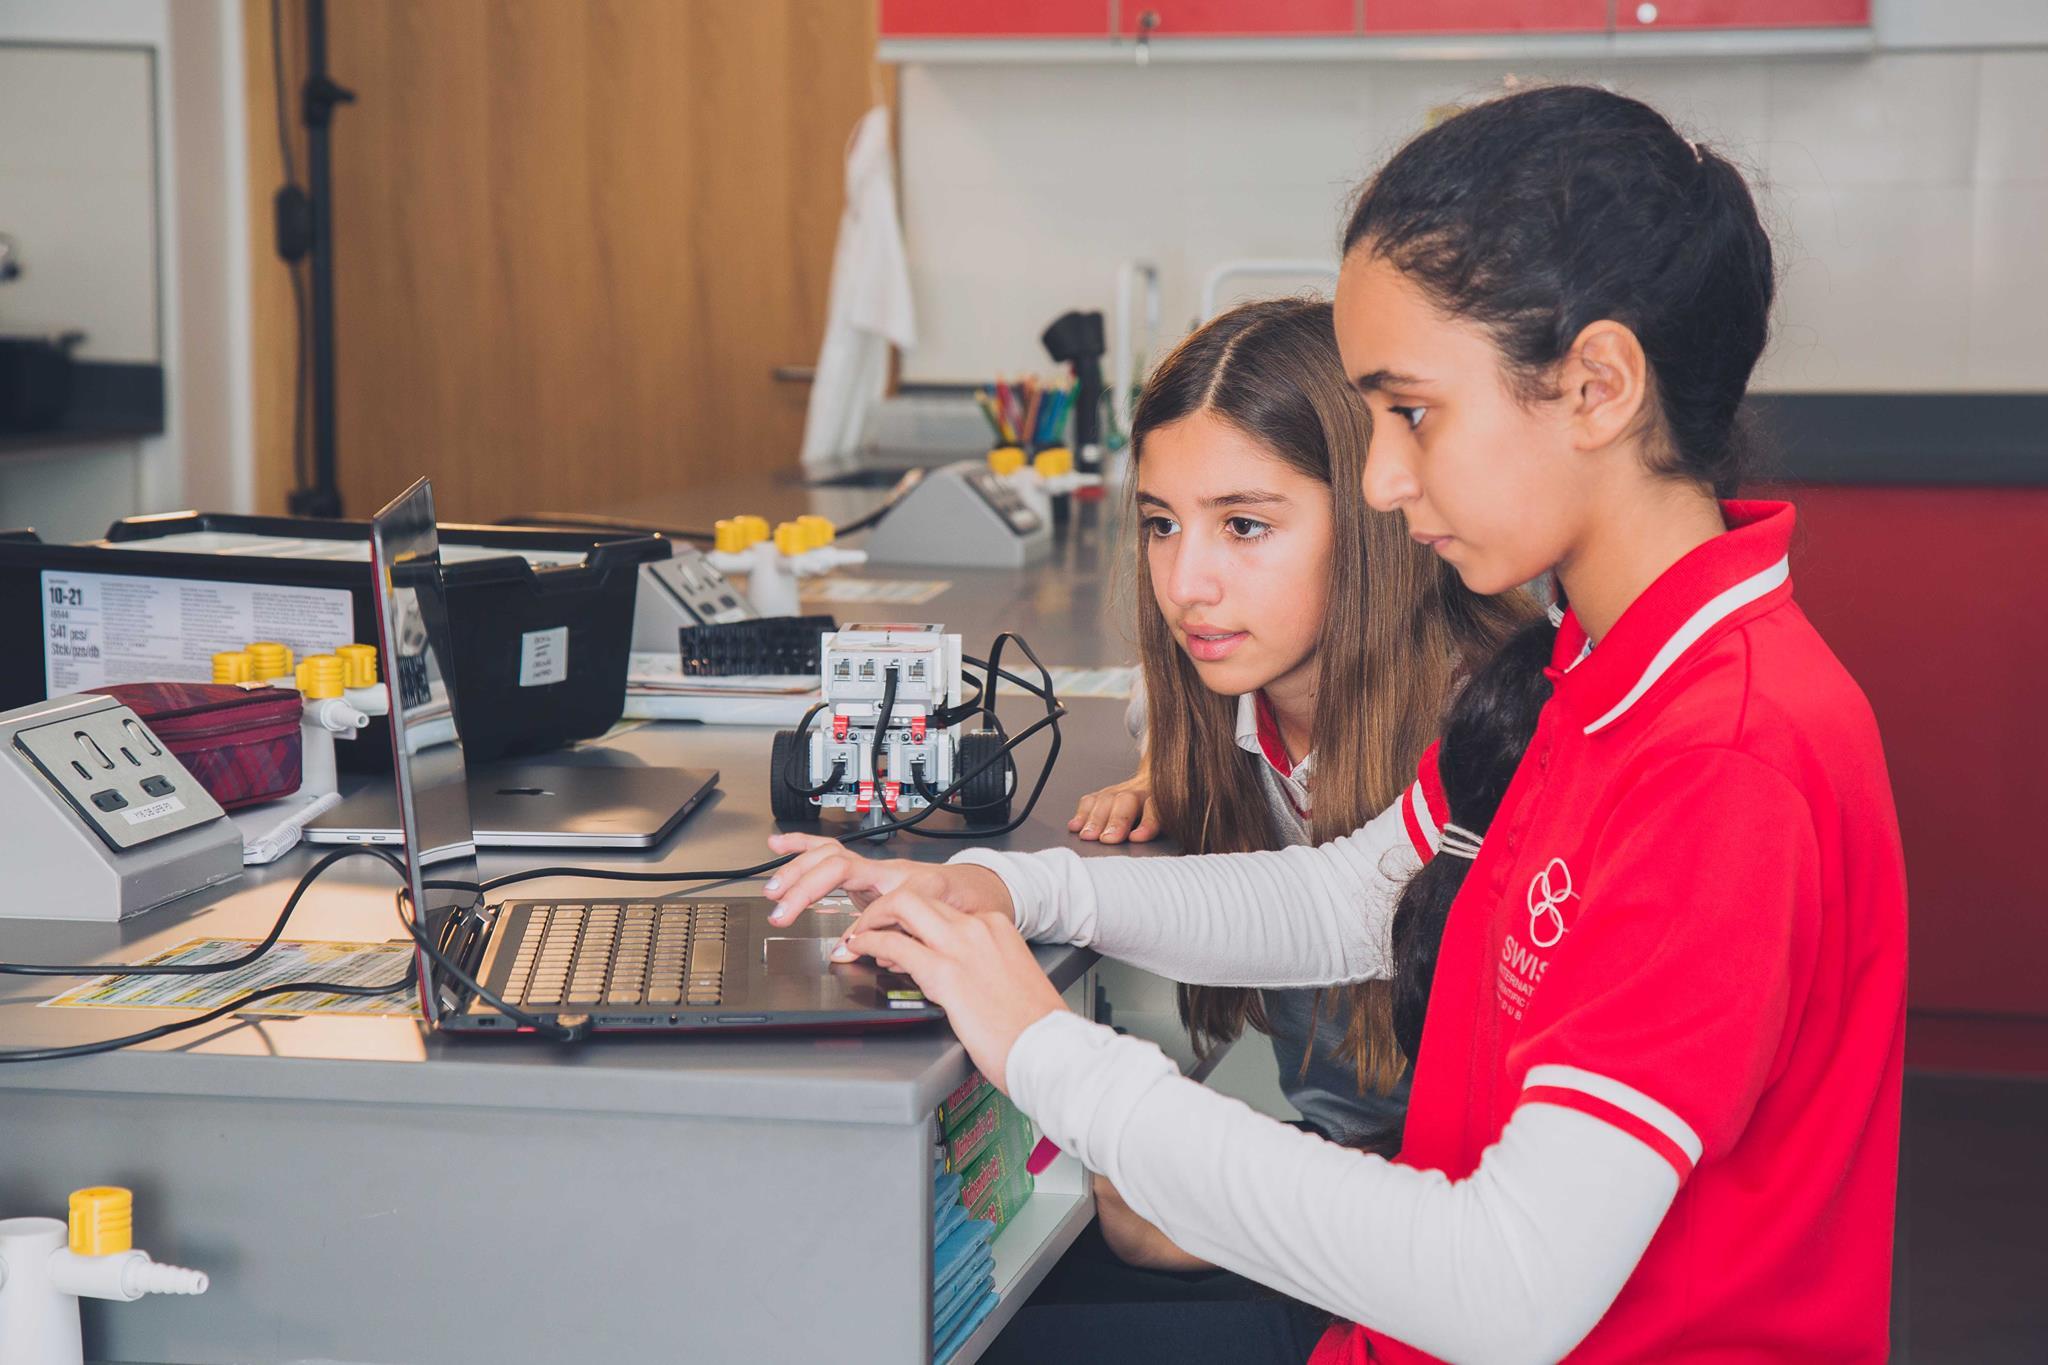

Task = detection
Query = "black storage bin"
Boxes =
[0,512,666,768]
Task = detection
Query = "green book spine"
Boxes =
[959,1106,1036,1226]
[937,1073,993,1136]
[965,1160,1035,1236]
[944,1088,1008,1171]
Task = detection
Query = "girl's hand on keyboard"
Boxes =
[837,888,1063,1094]
[762,832,1013,928]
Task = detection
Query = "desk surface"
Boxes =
[0,483,1163,1365]
[0,497,1157,1126]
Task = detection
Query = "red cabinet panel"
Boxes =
[1365,1,1608,34]
[1618,0,1870,28]
[1765,484,2048,1018]
[1118,1,1356,37]
[880,1,1111,38]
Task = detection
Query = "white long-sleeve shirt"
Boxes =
[948,798,1676,1365]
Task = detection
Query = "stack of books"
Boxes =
[931,1070,1038,1361]
[932,1166,996,1363]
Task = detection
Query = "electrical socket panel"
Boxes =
[0,694,243,921]
[13,706,225,851]
[631,543,756,652]
[861,459,1053,569]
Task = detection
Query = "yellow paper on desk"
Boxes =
[43,936,419,1017]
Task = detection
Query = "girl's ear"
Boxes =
[1559,320,1651,454]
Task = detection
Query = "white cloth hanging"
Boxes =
[798,106,916,475]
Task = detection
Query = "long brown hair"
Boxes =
[1131,297,1533,1095]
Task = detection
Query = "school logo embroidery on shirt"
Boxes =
[1526,857,1578,949]
[1498,857,1579,1022]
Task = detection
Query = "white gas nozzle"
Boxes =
[49,1247,208,1302]
[308,696,369,734]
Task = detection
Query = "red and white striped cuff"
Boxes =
[1520,1063,1704,1181]
[1401,778,1441,863]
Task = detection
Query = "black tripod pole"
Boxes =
[289,0,353,518]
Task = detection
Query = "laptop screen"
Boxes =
[369,479,485,1017]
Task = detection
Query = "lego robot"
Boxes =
[769,624,1012,830]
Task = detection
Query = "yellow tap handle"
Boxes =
[296,655,345,700]
[336,643,379,688]
[69,1186,133,1256]
[796,515,835,550]
[247,641,293,679]
[1033,446,1073,478]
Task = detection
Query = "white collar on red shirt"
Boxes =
[1550,500,1796,737]
[1235,690,1313,790]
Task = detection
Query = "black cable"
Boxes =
[902,633,1062,841]
[389,885,578,1042]
[872,663,900,776]
[493,468,931,544]
[269,0,297,185]
[494,513,718,543]
[286,251,311,493]
[0,838,579,1055]
[0,972,414,1064]
[0,846,405,979]
[480,632,1066,891]
[930,667,985,728]
[782,701,848,799]
[270,0,311,493]
[0,846,417,1063]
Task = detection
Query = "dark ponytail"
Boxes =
[1353,617,1557,1157]
[1388,619,1558,1065]
[1342,84,1775,497]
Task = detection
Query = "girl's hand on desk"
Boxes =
[839,890,1064,1094]
[763,832,1013,927]
[1069,771,1160,845]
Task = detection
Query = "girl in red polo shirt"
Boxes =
[766,84,1907,1364]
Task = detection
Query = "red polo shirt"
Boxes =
[1318,500,1908,1363]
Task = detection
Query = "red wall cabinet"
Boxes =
[1117,2,1356,37]
[1365,2,1608,34]
[881,0,1870,42]
[1771,484,2048,1019]
[879,1,1111,38]
[1617,0,1871,28]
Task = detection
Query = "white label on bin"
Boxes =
[41,571,356,695]
[123,796,186,825]
[518,626,569,687]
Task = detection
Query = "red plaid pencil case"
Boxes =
[89,682,304,811]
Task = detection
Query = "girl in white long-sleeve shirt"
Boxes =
[765,84,1906,1365]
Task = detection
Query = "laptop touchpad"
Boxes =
[763,937,839,974]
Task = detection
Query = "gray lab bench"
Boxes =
[0,501,1167,1365]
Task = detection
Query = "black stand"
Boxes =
[1041,311,1106,476]
[285,0,353,518]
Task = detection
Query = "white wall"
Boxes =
[897,32,2048,392]
[0,0,252,542]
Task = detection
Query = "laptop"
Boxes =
[371,477,944,1035]
[305,752,717,850]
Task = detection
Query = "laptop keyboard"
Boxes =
[505,902,728,1009]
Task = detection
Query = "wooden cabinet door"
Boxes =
[248,0,883,522]
[1617,0,1870,27]
[1117,1,1356,37]
[1365,0,1609,33]
[880,1,1112,37]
